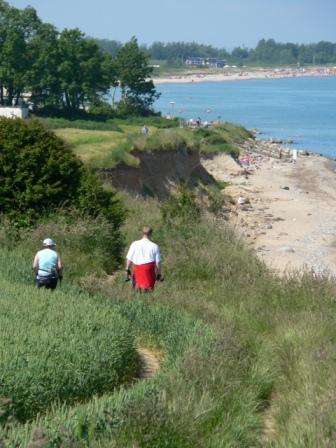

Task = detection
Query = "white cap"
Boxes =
[43,238,56,247]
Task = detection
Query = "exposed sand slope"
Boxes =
[203,150,336,276]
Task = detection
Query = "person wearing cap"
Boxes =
[33,238,63,290]
[126,226,162,292]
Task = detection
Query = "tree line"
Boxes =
[0,1,158,116]
[96,38,336,67]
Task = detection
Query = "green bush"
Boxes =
[0,118,82,224]
[0,280,138,422]
[76,168,124,226]
[0,118,124,235]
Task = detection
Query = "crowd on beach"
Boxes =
[154,66,336,84]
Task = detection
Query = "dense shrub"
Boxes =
[76,168,124,227]
[0,118,124,231]
[0,118,81,224]
[0,280,138,422]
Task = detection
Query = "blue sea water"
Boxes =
[156,76,336,157]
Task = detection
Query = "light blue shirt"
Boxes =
[37,248,58,277]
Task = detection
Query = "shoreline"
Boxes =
[154,67,336,85]
[202,139,336,276]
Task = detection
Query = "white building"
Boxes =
[0,106,29,119]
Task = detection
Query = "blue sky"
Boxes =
[9,0,336,48]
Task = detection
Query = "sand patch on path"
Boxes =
[137,348,161,379]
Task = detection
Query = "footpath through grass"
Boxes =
[1,193,336,446]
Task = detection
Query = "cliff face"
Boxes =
[99,148,215,198]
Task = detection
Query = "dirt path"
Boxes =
[137,348,160,379]
[261,392,278,444]
[203,149,336,276]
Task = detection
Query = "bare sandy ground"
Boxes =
[202,150,336,276]
[154,67,336,85]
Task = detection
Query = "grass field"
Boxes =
[46,118,252,169]
[0,279,138,423]
[1,190,336,446]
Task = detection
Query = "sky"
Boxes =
[9,0,336,48]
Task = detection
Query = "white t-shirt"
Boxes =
[126,238,161,265]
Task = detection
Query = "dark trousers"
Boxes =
[36,276,58,290]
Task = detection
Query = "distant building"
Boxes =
[185,57,227,68]
[207,58,227,68]
[0,106,29,119]
[185,57,206,67]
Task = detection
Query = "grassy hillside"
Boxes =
[1,191,336,446]
[38,117,252,169]
[0,277,138,423]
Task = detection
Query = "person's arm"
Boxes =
[125,244,134,279]
[57,254,63,275]
[33,254,39,274]
[155,247,162,280]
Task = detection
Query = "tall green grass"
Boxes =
[38,116,179,132]
[0,213,124,281]
[38,117,124,132]
[0,279,138,423]
[1,193,336,446]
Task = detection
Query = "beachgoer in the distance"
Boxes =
[141,125,149,136]
[125,226,162,292]
[292,149,298,164]
[33,238,63,290]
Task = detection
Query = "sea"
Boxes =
[155,76,336,158]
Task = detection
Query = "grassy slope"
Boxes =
[39,118,252,169]
[0,277,138,422]
[1,194,336,446]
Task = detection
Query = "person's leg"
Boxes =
[46,278,58,290]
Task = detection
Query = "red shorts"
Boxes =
[133,262,156,291]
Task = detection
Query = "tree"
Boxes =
[114,37,160,116]
[0,1,42,106]
[57,29,112,111]
[94,38,122,57]
[231,46,250,63]
[314,41,336,64]
[26,23,62,110]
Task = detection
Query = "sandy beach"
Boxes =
[202,142,336,276]
[154,67,336,85]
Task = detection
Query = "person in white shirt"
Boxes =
[126,226,162,292]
